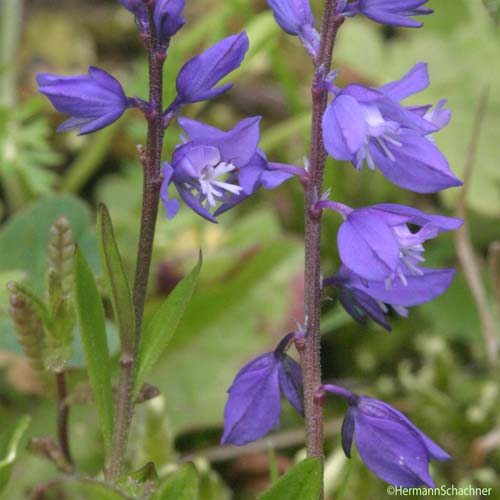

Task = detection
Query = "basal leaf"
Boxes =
[97,204,134,355]
[73,248,114,452]
[134,255,201,396]
[259,458,323,500]
[152,463,199,500]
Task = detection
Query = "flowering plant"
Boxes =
[3,0,487,498]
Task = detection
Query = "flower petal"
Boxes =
[338,210,400,281]
[372,134,462,193]
[352,268,456,307]
[353,407,435,487]
[176,33,249,104]
[379,63,429,102]
[278,355,303,415]
[323,95,368,161]
[222,354,281,446]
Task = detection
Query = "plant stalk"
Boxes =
[55,371,73,468]
[108,6,166,479]
[301,0,343,491]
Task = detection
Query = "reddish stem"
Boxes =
[301,0,344,492]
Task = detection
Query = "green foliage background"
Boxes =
[0,0,499,498]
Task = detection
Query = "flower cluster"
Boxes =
[37,2,298,220]
[222,0,460,490]
[38,0,459,490]
[161,117,302,222]
[322,63,460,193]
[319,201,462,329]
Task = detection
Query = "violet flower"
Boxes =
[322,63,462,193]
[324,265,456,331]
[337,0,432,27]
[323,385,450,487]
[37,67,134,135]
[343,0,433,28]
[161,116,300,222]
[318,201,462,284]
[267,0,320,57]
[221,334,303,446]
[174,33,249,106]
[119,0,186,43]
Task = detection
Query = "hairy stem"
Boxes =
[55,371,73,468]
[108,6,166,479]
[301,0,343,491]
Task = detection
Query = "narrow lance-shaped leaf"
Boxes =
[96,204,134,355]
[0,416,31,494]
[73,248,114,452]
[151,463,199,500]
[259,458,323,500]
[134,255,202,396]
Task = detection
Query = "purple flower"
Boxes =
[221,334,303,446]
[161,116,299,222]
[339,0,432,27]
[322,63,462,193]
[319,201,462,284]
[174,33,249,105]
[267,0,320,57]
[324,265,456,331]
[37,67,133,135]
[119,0,186,42]
[323,385,450,487]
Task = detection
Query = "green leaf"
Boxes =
[134,255,201,396]
[63,478,131,500]
[73,248,114,452]
[0,416,31,493]
[152,463,199,500]
[97,204,135,355]
[259,458,323,500]
[150,232,303,433]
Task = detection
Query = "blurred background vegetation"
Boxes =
[0,0,499,498]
